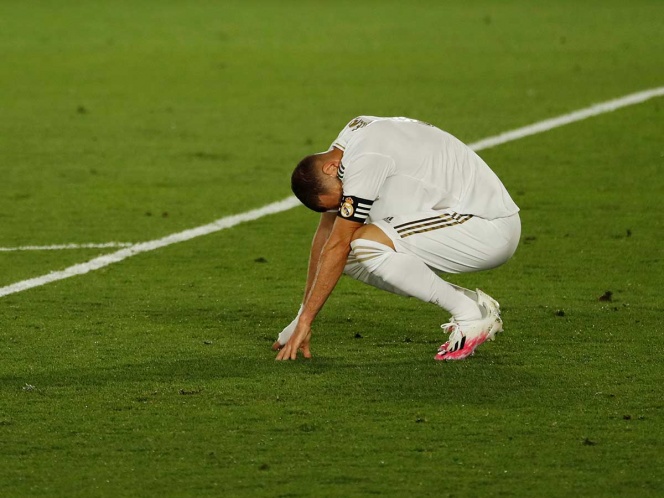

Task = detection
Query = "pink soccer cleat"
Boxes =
[435,289,503,361]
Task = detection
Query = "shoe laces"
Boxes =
[440,321,465,353]
[440,321,458,333]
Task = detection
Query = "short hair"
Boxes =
[291,154,328,212]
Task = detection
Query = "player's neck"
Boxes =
[328,147,344,161]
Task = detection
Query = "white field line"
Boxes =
[0,242,133,252]
[1,86,662,298]
[0,197,301,298]
[468,86,664,150]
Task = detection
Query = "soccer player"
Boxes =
[274,116,520,361]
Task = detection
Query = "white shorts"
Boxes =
[372,211,521,274]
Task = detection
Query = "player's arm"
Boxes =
[301,216,361,324]
[272,212,336,350]
[303,212,337,302]
[275,216,363,360]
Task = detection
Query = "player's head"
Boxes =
[291,152,342,212]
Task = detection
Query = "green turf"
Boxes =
[1,1,663,497]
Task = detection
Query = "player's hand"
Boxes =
[275,321,312,360]
[271,340,310,354]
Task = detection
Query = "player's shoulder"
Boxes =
[329,116,384,151]
[344,116,384,131]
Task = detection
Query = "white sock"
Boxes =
[344,252,410,297]
[449,283,479,303]
[349,239,482,323]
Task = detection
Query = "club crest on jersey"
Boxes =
[348,118,370,131]
[340,197,355,218]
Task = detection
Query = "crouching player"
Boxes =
[274,116,520,361]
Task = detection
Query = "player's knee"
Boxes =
[349,238,394,273]
[351,223,395,249]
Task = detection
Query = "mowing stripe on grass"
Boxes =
[1,86,662,298]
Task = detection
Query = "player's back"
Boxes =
[343,117,519,220]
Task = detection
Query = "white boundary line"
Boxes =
[467,86,664,151]
[0,197,301,298]
[0,242,134,252]
[1,86,662,298]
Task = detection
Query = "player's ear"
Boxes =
[321,159,340,176]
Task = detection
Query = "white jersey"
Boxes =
[331,116,519,223]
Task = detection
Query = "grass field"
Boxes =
[1,1,663,497]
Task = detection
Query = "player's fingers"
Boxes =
[271,341,283,351]
[275,344,290,360]
[277,342,301,361]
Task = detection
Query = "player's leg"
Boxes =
[347,224,484,324]
[345,242,487,312]
[342,224,416,297]
[371,211,520,313]
[374,212,521,275]
[350,210,520,359]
